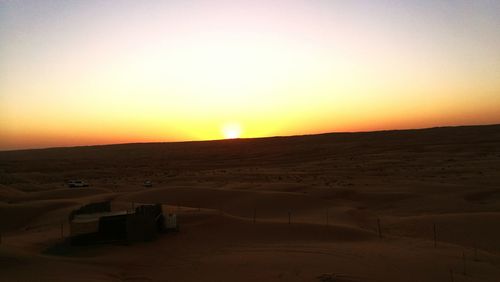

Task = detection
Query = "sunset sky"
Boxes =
[1,0,500,150]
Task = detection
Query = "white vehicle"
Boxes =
[67,180,89,188]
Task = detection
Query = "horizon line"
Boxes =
[2,122,499,153]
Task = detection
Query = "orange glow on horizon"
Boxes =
[1,1,500,150]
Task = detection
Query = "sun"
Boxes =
[222,123,242,139]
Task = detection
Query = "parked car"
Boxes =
[67,180,89,188]
[143,180,153,188]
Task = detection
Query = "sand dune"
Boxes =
[0,184,25,202]
[1,125,500,281]
[385,212,500,251]
[0,200,77,233]
[120,187,332,220]
[14,187,114,202]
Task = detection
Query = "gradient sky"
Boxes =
[1,0,500,150]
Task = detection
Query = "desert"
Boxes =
[1,125,500,281]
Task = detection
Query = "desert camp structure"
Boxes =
[69,201,177,245]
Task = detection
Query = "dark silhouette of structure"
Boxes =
[69,201,174,245]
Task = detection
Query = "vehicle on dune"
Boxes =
[67,180,89,188]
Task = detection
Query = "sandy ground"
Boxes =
[1,124,500,281]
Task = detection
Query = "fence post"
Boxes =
[433,223,437,248]
[377,218,382,238]
[462,251,467,276]
[474,243,478,261]
[326,208,329,226]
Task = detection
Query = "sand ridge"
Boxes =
[1,125,500,281]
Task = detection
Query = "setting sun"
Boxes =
[2,1,500,281]
[222,123,242,139]
[0,0,499,150]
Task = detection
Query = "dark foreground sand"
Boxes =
[1,125,500,281]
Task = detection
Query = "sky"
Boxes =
[1,0,499,150]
